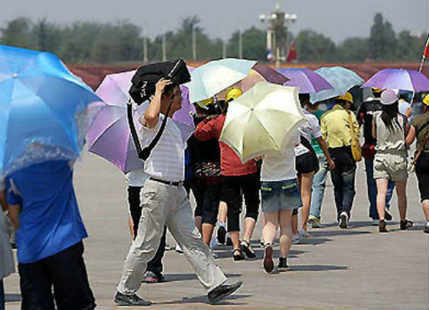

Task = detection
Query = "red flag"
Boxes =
[424,39,429,58]
[286,41,297,63]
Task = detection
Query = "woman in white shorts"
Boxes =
[372,90,413,232]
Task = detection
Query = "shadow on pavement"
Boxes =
[156,293,251,306]
[286,264,348,272]
[164,273,241,282]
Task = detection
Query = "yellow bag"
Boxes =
[348,111,362,162]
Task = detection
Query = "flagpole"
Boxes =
[418,33,429,73]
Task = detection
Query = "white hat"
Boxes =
[380,89,398,105]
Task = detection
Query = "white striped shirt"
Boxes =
[139,115,187,182]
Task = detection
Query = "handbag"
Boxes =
[348,111,362,162]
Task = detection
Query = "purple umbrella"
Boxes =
[87,70,194,173]
[277,68,334,93]
[362,69,429,92]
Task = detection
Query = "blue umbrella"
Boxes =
[0,45,102,174]
[309,66,364,103]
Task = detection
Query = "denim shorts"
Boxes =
[261,179,302,213]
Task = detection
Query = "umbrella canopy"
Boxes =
[310,66,364,103]
[185,58,257,103]
[277,68,333,93]
[220,81,305,163]
[87,70,194,173]
[361,69,429,92]
[0,44,101,175]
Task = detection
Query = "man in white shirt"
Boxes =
[114,77,242,306]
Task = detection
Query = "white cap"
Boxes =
[380,89,398,105]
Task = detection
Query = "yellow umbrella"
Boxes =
[220,81,305,163]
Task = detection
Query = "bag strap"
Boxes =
[347,111,358,141]
[127,99,173,161]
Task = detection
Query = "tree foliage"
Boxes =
[0,13,427,64]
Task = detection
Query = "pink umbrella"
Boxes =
[87,70,194,173]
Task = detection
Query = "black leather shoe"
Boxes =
[114,292,152,306]
[208,280,242,304]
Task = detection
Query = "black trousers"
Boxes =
[221,173,260,232]
[416,152,429,202]
[19,242,95,310]
[128,186,166,275]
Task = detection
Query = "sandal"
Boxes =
[240,240,256,259]
[232,248,245,261]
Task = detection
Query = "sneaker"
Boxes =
[292,233,301,244]
[260,239,265,247]
[339,212,348,229]
[379,220,388,233]
[240,240,256,259]
[278,257,288,270]
[298,229,311,238]
[308,215,321,228]
[371,219,379,226]
[263,244,274,273]
[217,226,226,245]
[384,209,393,221]
[424,223,429,234]
[142,271,165,283]
[175,244,184,253]
[400,219,413,230]
[114,292,152,306]
[208,280,242,304]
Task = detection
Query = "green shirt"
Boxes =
[411,112,429,151]
[310,110,325,154]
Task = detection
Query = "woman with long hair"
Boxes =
[372,90,413,232]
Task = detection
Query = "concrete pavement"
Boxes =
[3,152,428,309]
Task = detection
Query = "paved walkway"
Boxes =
[4,152,428,309]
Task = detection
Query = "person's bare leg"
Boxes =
[202,223,215,246]
[292,214,298,235]
[195,216,202,234]
[300,172,315,231]
[230,231,240,250]
[423,200,429,221]
[242,217,256,243]
[218,201,228,225]
[262,211,279,245]
[292,175,302,235]
[395,181,408,221]
[128,216,135,240]
[376,179,388,220]
[279,210,293,258]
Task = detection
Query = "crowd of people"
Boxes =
[1,60,429,309]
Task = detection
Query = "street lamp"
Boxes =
[259,3,297,68]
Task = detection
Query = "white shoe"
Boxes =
[339,212,348,229]
[292,233,301,244]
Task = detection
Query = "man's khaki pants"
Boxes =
[117,179,227,295]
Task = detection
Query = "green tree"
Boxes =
[368,13,397,61]
[228,27,266,60]
[0,17,34,48]
[337,37,369,62]
[295,29,337,62]
[32,18,63,53]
